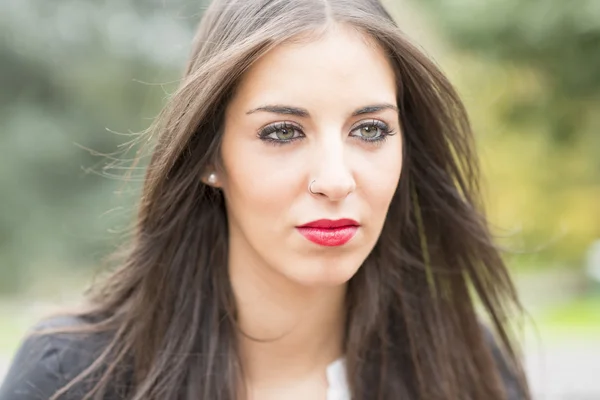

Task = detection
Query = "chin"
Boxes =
[284,260,362,288]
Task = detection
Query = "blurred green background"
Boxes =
[1,0,599,397]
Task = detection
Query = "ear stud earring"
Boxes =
[207,172,218,185]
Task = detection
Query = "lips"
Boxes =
[296,218,360,247]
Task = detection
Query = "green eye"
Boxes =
[258,122,305,145]
[350,120,393,142]
[275,126,297,140]
[359,125,380,139]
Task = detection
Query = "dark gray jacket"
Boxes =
[0,315,524,399]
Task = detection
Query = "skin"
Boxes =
[204,24,403,399]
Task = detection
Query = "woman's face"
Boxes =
[216,24,403,287]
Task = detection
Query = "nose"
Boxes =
[309,137,356,201]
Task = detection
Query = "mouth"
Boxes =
[296,218,360,247]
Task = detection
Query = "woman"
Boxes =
[0,0,530,399]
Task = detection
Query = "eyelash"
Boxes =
[257,122,304,145]
[257,120,395,146]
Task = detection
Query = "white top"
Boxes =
[326,358,350,400]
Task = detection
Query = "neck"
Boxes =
[229,249,347,387]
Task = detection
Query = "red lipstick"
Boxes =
[296,218,359,247]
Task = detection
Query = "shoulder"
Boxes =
[0,315,112,400]
[481,324,526,400]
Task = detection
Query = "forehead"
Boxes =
[229,24,398,112]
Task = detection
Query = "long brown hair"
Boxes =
[48,0,530,399]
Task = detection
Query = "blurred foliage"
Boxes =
[417,0,600,143]
[0,0,598,295]
[537,292,600,339]
[0,0,202,294]
[411,0,600,269]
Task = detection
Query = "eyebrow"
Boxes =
[351,104,398,116]
[245,103,398,117]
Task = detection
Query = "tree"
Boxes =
[416,0,600,144]
[0,0,202,293]
[411,0,600,268]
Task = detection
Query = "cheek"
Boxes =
[359,143,403,211]
[355,147,403,246]
[220,139,298,227]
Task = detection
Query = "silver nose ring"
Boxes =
[308,179,317,195]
